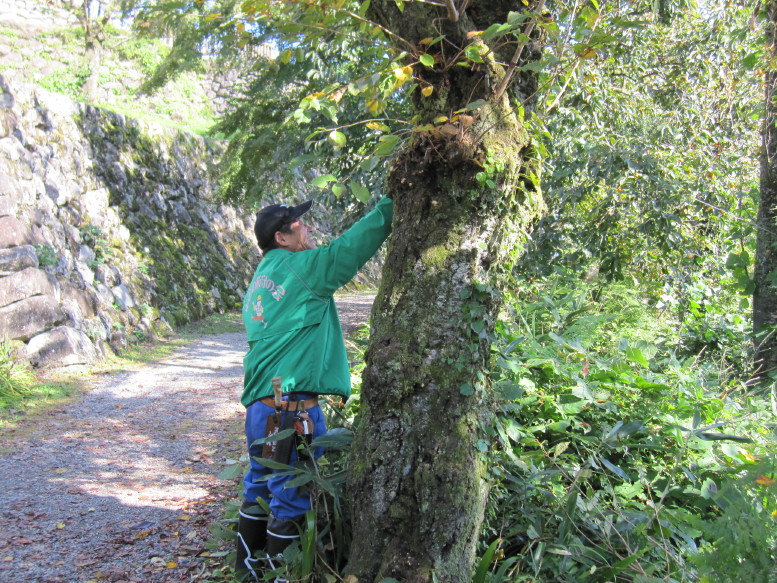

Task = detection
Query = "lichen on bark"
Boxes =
[346,2,547,581]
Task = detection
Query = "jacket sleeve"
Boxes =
[299,197,393,296]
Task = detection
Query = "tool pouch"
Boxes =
[272,412,298,465]
[293,413,313,461]
[262,412,282,459]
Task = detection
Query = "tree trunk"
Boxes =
[77,0,110,103]
[754,0,777,380]
[346,2,545,581]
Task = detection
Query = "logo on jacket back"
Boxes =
[246,275,285,327]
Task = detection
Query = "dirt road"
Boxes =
[0,294,374,582]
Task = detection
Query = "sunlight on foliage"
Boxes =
[0,339,34,407]
[480,274,776,582]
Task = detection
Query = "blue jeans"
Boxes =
[243,395,326,520]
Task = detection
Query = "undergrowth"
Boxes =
[479,275,776,582]
[209,278,776,582]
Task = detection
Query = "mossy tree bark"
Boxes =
[346,2,546,582]
[754,0,777,381]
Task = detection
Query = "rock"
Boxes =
[81,187,110,224]
[27,326,98,368]
[94,282,115,308]
[111,283,136,310]
[0,215,32,247]
[0,294,64,341]
[0,267,57,308]
[45,168,79,206]
[78,244,95,264]
[170,201,192,223]
[61,282,98,319]
[0,244,37,274]
[0,193,16,216]
[75,260,95,286]
[95,263,119,287]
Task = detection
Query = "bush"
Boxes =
[478,275,773,582]
[33,243,58,267]
[0,339,34,407]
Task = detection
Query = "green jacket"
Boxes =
[241,197,393,406]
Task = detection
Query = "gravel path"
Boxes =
[0,294,374,583]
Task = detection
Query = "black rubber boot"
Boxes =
[235,500,268,581]
[265,514,303,583]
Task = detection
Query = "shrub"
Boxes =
[478,275,772,582]
[0,339,34,407]
[33,243,58,267]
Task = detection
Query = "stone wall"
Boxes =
[0,76,258,368]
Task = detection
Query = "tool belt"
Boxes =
[260,396,318,411]
[261,394,316,463]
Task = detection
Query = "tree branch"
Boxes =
[445,0,459,21]
[492,0,546,103]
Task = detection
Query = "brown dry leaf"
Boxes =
[459,115,475,128]
[439,123,459,138]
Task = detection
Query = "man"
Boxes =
[235,195,393,581]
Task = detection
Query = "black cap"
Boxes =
[254,200,313,249]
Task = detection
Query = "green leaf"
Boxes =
[217,464,243,480]
[700,478,719,499]
[625,346,648,367]
[696,432,754,443]
[742,51,762,70]
[311,428,353,449]
[350,182,371,203]
[520,60,549,73]
[332,183,346,198]
[507,11,527,25]
[252,457,295,470]
[495,382,524,401]
[482,23,513,39]
[419,53,435,67]
[466,99,488,110]
[311,174,337,188]
[459,383,474,396]
[473,539,499,583]
[284,473,314,489]
[250,428,296,446]
[465,45,484,63]
[374,134,400,156]
[328,130,347,151]
[600,458,631,481]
